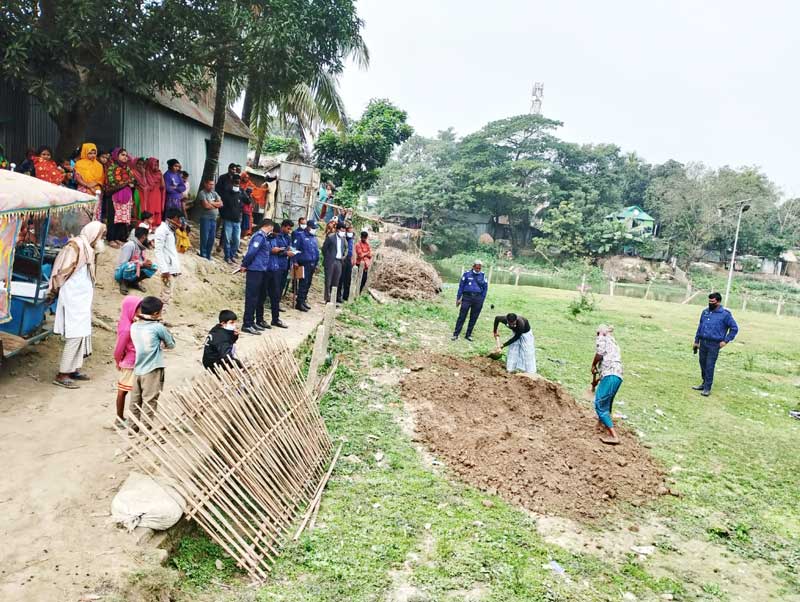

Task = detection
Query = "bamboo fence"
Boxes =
[118,338,333,582]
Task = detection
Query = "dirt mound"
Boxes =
[370,247,442,301]
[401,354,665,519]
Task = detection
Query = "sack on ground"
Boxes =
[111,471,186,532]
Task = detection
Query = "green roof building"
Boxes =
[605,205,656,236]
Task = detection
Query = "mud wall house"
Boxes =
[0,83,251,189]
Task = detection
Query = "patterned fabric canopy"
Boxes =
[0,170,96,218]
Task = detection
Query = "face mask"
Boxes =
[232,186,240,192]
[94,239,107,254]
[346,232,353,238]
[168,221,178,231]
[223,323,237,331]
[338,232,345,238]
[299,224,307,230]
[309,228,317,235]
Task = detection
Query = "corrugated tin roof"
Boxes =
[606,205,656,222]
[152,90,252,140]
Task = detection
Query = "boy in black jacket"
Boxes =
[203,310,244,372]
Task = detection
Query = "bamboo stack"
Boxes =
[118,338,333,582]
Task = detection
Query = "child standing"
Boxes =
[112,295,142,427]
[202,310,244,373]
[129,296,175,429]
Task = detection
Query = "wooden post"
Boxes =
[306,325,327,394]
[514,270,520,286]
[777,295,784,316]
[487,265,493,285]
[742,294,748,311]
[324,290,336,336]
[580,274,587,294]
[645,281,652,301]
[461,265,465,276]
[685,282,692,302]
[609,278,615,297]
[354,264,365,298]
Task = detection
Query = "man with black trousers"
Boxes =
[265,221,294,328]
[451,259,488,342]
[276,219,295,305]
[295,219,319,311]
[692,291,739,396]
[323,221,347,304]
[240,219,274,335]
[340,223,355,301]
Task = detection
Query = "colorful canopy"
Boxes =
[0,170,97,218]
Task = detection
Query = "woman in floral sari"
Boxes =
[143,157,166,226]
[74,143,105,197]
[33,146,65,186]
[106,147,135,245]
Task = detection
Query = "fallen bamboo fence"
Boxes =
[118,338,334,582]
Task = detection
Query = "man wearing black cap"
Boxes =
[322,221,347,304]
[295,219,320,311]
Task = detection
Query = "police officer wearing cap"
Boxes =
[451,259,488,342]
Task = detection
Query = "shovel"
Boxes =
[488,335,502,360]
[582,369,600,401]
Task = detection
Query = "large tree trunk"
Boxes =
[241,78,255,127]
[53,102,92,160]
[200,65,230,193]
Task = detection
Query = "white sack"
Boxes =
[111,471,186,532]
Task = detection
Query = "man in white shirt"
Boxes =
[154,208,183,312]
[322,221,347,304]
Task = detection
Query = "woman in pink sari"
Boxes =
[129,155,149,222]
[142,158,166,226]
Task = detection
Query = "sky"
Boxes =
[338,0,800,197]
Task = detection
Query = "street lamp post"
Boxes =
[723,199,751,307]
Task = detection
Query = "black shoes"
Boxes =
[451,335,458,341]
[256,321,272,330]
[242,325,262,335]
[700,390,711,397]
[691,385,704,391]
[271,320,288,329]
[295,304,309,312]
[465,335,474,342]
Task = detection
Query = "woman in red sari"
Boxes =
[33,146,65,186]
[142,157,166,226]
[129,156,148,221]
[105,147,135,245]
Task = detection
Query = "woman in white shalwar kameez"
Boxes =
[48,221,106,388]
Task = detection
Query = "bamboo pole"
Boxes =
[306,325,327,395]
[514,271,520,286]
[293,442,343,540]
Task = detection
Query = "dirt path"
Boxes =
[0,251,324,601]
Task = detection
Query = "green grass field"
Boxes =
[170,286,800,602]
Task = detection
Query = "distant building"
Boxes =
[606,205,656,236]
[0,83,251,185]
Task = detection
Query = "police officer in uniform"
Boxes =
[451,259,488,342]
[692,291,739,396]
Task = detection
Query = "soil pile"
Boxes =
[370,247,442,301]
[401,354,665,519]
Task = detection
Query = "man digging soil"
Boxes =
[592,324,624,445]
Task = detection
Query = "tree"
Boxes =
[452,114,562,256]
[315,99,414,205]
[0,0,202,157]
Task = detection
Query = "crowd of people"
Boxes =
[452,261,741,445]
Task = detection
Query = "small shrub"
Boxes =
[567,294,596,318]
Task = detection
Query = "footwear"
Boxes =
[53,378,79,389]
[70,372,91,381]
[465,335,474,342]
[119,282,129,295]
[700,390,711,397]
[295,304,309,312]
[252,323,266,331]
[256,321,272,330]
[271,320,288,329]
[789,410,800,420]
[451,335,458,341]
[242,325,262,335]
[691,385,704,391]
[302,303,311,310]
[600,436,621,445]
[129,281,146,292]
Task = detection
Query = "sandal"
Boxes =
[70,372,91,381]
[600,436,621,445]
[53,378,79,389]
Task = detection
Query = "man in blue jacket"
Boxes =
[692,291,739,396]
[295,219,320,312]
[265,219,295,328]
[240,219,277,335]
[451,259,488,342]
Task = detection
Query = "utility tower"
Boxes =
[530,82,544,115]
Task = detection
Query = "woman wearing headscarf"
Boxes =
[33,145,65,186]
[592,324,624,445]
[74,143,105,197]
[239,170,255,236]
[48,221,107,389]
[129,155,148,221]
[105,147,135,245]
[142,157,166,226]
[163,158,186,215]
[15,149,37,177]
[113,295,142,425]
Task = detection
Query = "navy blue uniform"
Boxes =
[453,269,488,339]
[241,229,274,327]
[265,233,291,325]
[694,305,739,392]
[341,236,354,301]
[296,225,320,307]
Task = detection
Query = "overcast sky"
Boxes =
[338,0,800,197]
